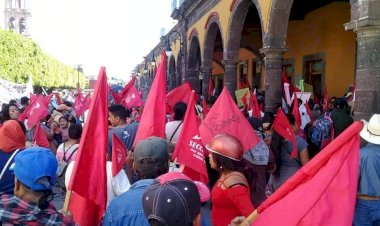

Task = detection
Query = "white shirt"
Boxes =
[165,120,183,144]
[65,161,131,207]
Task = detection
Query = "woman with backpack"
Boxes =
[55,124,82,195]
[267,113,310,192]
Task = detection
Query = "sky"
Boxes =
[24,0,175,81]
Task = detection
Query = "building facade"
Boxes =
[138,0,380,120]
[3,0,31,36]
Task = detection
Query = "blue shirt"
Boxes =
[103,179,153,226]
[107,123,139,154]
[358,143,380,196]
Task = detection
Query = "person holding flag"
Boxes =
[206,134,254,226]
[267,112,309,193]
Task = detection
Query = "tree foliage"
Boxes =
[0,29,86,88]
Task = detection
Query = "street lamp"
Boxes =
[75,64,82,88]
[165,30,183,57]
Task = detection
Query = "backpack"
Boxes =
[311,112,334,149]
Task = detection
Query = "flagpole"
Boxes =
[238,209,259,226]
[62,190,72,214]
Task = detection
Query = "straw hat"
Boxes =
[360,114,380,145]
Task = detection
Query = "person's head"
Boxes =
[2,104,20,121]
[345,92,353,102]
[262,112,275,132]
[286,113,297,132]
[20,96,30,106]
[68,124,82,141]
[58,116,69,129]
[11,147,57,209]
[328,97,337,110]
[173,101,187,121]
[0,120,26,153]
[133,137,170,179]
[360,114,380,145]
[333,98,345,109]
[142,172,210,226]
[206,134,245,173]
[108,105,130,127]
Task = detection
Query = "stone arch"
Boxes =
[187,35,202,93]
[226,0,262,60]
[263,0,294,48]
[203,17,224,99]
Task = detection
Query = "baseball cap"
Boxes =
[134,136,169,166]
[11,147,58,191]
[142,172,210,226]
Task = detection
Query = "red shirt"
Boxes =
[211,184,254,226]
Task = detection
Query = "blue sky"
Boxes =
[26,0,175,81]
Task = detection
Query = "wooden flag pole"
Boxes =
[238,209,259,226]
[62,190,72,214]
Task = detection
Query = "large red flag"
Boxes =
[199,87,259,152]
[134,52,167,145]
[166,82,192,113]
[208,77,215,97]
[25,95,51,129]
[272,109,297,158]
[67,67,108,226]
[252,122,362,226]
[118,77,136,98]
[112,134,127,177]
[292,94,302,130]
[19,94,40,122]
[33,124,49,148]
[172,92,208,183]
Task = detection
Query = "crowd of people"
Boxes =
[0,86,379,226]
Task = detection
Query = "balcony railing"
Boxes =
[171,0,187,19]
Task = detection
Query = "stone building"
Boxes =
[3,0,31,36]
[138,0,380,120]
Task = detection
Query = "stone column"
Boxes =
[260,47,287,112]
[345,0,380,120]
[201,62,212,99]
[187,69,201,93]
[222,59,240,99]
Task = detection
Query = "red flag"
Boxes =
[281,69,289,84]
[73,88,87,117]
[118,77,136,98]
[253,122,362,226]
[244,76,252,91]
[124,85,144,109]
[112,134,127,177]
[202,99,210,117]
[25,95,51,129]
[241,92,248,106]
[208,77,215,97]
[199,87,259,151]
[238,80,247,89]
[250,92,261,118]
[67,67,108,226]
[30,93,38,103]
[272,109,297,158]
[292,94,302,130]
[19,94,40,122]
[134,52,167,145]
[166,82,192,113]
[172,92,209,183]
[33,124,49,148]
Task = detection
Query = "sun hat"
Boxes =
[360,114,380,145]
[142,172,210,226]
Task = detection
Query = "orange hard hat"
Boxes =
[205,134,243,161]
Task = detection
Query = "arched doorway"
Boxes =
[187,35,202,93]
[203,17,224,100]
[225,0,263,98]
[168,55,176,91]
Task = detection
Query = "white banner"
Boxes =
[0,76,33,108]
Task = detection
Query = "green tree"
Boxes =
[0,29,86,88]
